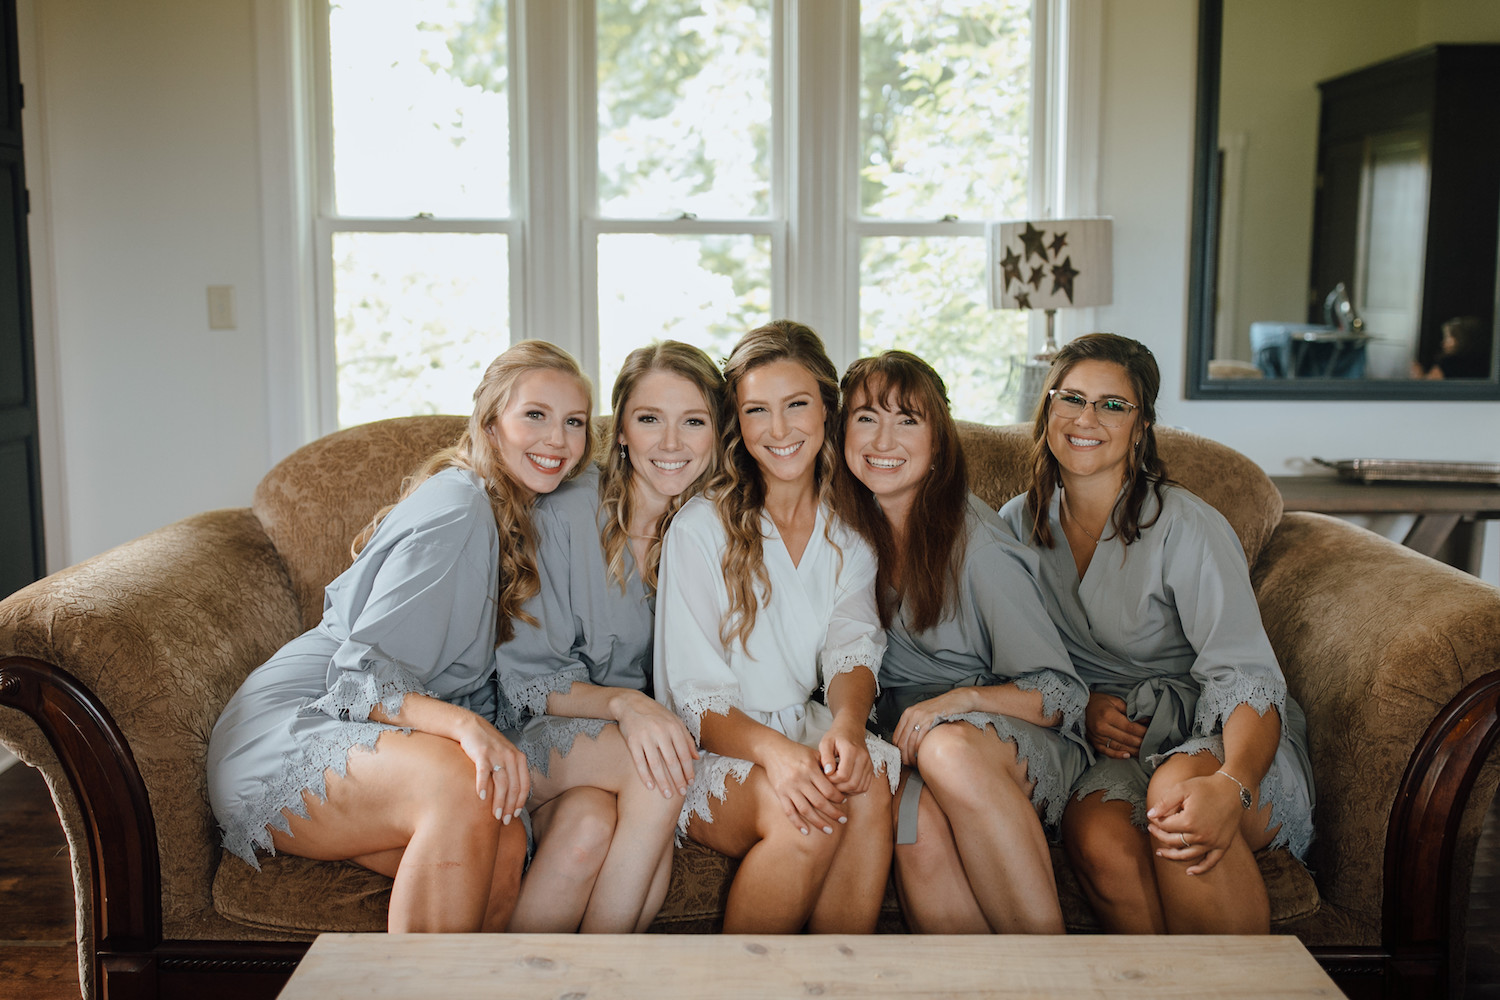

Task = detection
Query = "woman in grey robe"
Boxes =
[999,333,1314,935]
[495,341,724,933]
[831,351,1090,934]
[206,341,597,933]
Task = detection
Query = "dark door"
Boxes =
[0,0,43,598]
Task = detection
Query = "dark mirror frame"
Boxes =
[1184,0,1500,400]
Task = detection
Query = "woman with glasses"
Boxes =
[832,350,1090,934]
[999,333,1314,935]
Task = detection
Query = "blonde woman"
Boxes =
[654,320,898,934]
[207,341,594,933]
[497,342,725,932]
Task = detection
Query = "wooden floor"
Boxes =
[2,759,1500,999]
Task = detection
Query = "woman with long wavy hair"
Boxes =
[653,320,898,933]
[496,341,724,932]
[208,340,597,933]
[999,333,1314,934]
[831,350,1090,933]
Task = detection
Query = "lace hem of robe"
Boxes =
[217,721,408,869]
[1069,764,1150,828]
[502,666,590,721]
[676,690,737,743]
[516,716,613,777]
[1012,669,1087,741]
[307,657,429,724]
[933,711,1072,829]
[819,636,885,689]
[1192,675,1286,741]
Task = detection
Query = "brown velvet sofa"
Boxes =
[2,415,1498,1000]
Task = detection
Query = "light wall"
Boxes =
[20,0,1500,581]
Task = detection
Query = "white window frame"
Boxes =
[256,0,1102,458]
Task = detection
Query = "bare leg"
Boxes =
[526,726,684,932]
[508,787,617,932]
[634,840,676,933]
[1062,790,1166,934]
[890,771,989,933]
[685,766,842,933]
[806,777,893,933]
[269,730,517,933]
[1148,752,1277,934]
[917,723,1062,933]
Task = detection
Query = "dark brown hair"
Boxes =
[1025,333,1169,548]
[833,351,968,631]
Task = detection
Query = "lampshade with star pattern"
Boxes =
[989,218,1112,312]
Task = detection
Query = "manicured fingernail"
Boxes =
[514,808,524,818]
[823,763,834,774]
[479,789,487,801]
[838,816,848,824]
[679,786,689,796]
[800,827,809,836]
[646,781,655,790]
[494,807,503,820]
[822,826,834,835]
[502,813,511,825]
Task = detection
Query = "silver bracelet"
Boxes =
[1215,768,1253,810]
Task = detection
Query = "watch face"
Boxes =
[1240,787,1253,810]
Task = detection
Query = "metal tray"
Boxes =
[1312,458,1500,486]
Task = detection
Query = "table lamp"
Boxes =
[989,217,1113,418]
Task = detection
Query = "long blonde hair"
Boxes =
[709,320,840,650]
[353,340,594,644]
[599,341,726,591]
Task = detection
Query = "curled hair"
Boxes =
[1025,333,1168,548]
[353,340,594,644]
[709,320,841,650]
[599,341,727,591]
[831,351,968,632]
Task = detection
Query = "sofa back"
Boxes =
[254,416,1283,632]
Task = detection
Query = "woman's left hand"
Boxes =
[1145,773,1246,876]
[892,690,971,767]
[818,716,874,796]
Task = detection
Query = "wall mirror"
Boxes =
[1185,0,1500,400]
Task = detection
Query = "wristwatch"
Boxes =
[1216,769,1253,809]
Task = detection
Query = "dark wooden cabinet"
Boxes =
[0,0,42,598]
[1308,44,1500,374]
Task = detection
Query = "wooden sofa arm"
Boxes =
[1253,511,1500,995]
[0,508,306,997]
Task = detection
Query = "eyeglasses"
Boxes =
[1047,390,1139,427]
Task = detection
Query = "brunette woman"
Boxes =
[654,320,898,933]
[833,350,1088,933]
[207,340,594,933]
[999,333,1314,934]
[497,341,724,932]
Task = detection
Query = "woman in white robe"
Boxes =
[832,350,1090,934]
[999,333,1314,935]
[495,342,723,932]
[654,320,899,933]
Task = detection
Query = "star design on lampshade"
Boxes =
[1019,222,1049,263]
[1001,247,1023,288]
[1050,256,1079,304]
[1015,290,1032,308]
[1048,232,1068,256]
[1028,265,1046,290]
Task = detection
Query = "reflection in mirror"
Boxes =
[1186,0,1500,399]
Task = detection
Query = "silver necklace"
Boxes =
[1060,492,1101,543]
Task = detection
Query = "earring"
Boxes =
[619,443,628,462]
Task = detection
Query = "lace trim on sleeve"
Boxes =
[819,635,884,697]
[500,666,590,722]
[1192,674,1286,739]
[307,657,429,724]
[1013,669,1087,739]
[676,689,738,743]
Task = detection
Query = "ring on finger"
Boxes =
[913,723,921,733]
[492,763,504,772]
[1179,832,1189,848]
[1106,738,1113,750]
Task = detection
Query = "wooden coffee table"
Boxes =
[277,932,1341,998]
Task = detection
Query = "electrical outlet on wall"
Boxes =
[207,286,236,330]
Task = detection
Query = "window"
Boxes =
[310,0,1071,429]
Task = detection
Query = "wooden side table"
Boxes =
[1271,475,1500,580]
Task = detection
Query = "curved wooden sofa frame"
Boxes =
[3,653,1498,999]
